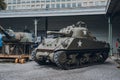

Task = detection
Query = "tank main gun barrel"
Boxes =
[47,31,65,35]
[47,31,72,37]
[0,25,12,39]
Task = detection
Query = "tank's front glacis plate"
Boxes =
[37,38,74,51]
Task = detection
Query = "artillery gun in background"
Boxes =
[0,25,34,63]
[33,21,110,69]
[0,25,33,43]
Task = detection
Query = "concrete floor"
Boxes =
[0,59,120,80]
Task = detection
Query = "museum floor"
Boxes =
[0,58,120,80]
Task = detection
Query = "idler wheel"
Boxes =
[32,50,46,65]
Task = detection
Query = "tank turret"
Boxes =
[32,21,110,69]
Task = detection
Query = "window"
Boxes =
[26,0,30,3]
[31,5,35,7]
[67,3,71,8]
[72,3,76,8]
[36,0,40,3]
[26,5,30,7]
[56,4,60,8]
[22,1,26,3]
[95,1,99,6]
[13,0,16,4]
[8,6,12,10]
[56,0,60,2]
[17,0,21,4]
[46,4,50,8]
[31,0,35,3]
[61,4,65,8]
[83,2,87,7]
[78,3,81,7]
[13,6,16,9]
[46,0,50,2]
[51,0,55,2]
[41,4,46,8]
[100,1,106,6]
[61,0,65,1]
[51,4,55,8]
[36,5,40,7]
[8,0,12,4]
[89,1,93,6]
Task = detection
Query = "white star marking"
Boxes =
[78,40,82,47]
[83,30,87,35]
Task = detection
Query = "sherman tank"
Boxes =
[33,21,110,69]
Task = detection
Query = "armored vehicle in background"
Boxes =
[33,21,110,69]
[0,25,33,43]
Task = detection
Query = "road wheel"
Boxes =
[54,51,70,69]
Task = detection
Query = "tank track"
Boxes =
[53,49,109,70]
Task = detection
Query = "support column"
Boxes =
[34,19,38,41]
[45,17,48,37]
[108,16,113,56]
